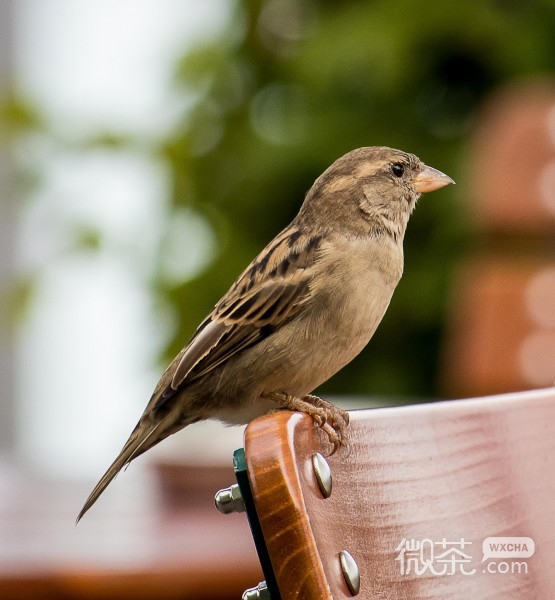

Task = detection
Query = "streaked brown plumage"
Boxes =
[77,146,453,521]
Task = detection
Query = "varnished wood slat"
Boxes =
[244,388,555,599]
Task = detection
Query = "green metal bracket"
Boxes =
[233,448,281,600]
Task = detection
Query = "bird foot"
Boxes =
[264,392,349,453]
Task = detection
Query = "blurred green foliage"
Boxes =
[155,0,555,399]
[7,0,555,400]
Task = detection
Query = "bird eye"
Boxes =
[391,163,404,177]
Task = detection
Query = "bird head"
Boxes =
[298,146,454,240]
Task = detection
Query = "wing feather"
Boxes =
[171,319,229,389]
[152,227,322,407]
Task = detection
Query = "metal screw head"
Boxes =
[242,581,271,600]
[312,452,332,498]
[339,550,360,596]
[214,483,246,514]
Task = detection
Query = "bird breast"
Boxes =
[299,234,403,385]
[256,235,402,396]
[213,234,404,425]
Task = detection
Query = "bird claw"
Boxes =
[301,394,349,452]
[264,391,350,454]
[310,412,326,429]
[319,416,348,454]
[301,397,349,454]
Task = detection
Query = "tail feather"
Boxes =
[76,418,164,523]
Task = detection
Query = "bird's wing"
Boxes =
[78,228,321,520]
[151,227,323,408]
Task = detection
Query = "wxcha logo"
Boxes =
[395,537,534,576]
[482,537,535,562]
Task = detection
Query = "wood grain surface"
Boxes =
[244,388,555,599]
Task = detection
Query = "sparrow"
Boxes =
[77,146,453,521]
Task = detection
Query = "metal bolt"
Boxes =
[214,483,246,514]
[339,550,360,596]
[242,580,271,600]
[312,452,332,498]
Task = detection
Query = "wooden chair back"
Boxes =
[243,389,555,599]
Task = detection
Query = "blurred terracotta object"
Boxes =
[442,79,555,397]
[442,258,555,398]
[468,79,555,232]
[244,392,555,599]
[153,462,235,508]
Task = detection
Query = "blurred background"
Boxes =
[1,0,555,598]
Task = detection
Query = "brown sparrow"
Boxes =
[77,146,453,521]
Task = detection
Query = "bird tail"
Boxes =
[76,415,169,523]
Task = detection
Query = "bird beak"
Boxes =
[413,165,455,193]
